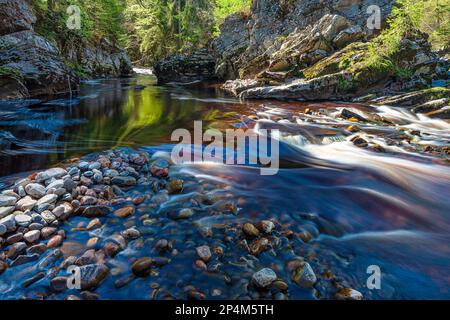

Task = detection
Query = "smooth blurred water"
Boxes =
[0,74,449,299]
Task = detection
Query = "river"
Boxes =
[0,73,449,299]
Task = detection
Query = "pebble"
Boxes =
[79,264,109,290]
[122,228,140,240]
[80,196,98,205]
[256,220,275,234]
[168,179,184,194]
[24,230,41,243]
[0,195,17,207]
[169,208,194,220]
[292,262,317,288]
[0,224,7,236]
[7,242,27,259]
[41,210,56,224]
[0,214,16,231]
[25,183,46,198]
[243,223,260,238]
[37,194,58,206]
[114,206,135,218]
[50,276,68,292]
[351,136,368,148]
[83,205,110,217]
[47,235,63,248]
[22,272,45,288]
[10,253,40,267]
[6,232,23,244]
[132,257,154,277]
[16,196,37,211]
[336,288,364,300]
[15,214,32,227]
[0,261,7,275]
[46,180,64,190]
[111,176,136,187]
[0,206,14,219]
[196,245,212,262]
[252,268,277,288]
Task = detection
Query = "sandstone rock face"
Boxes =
[153,49,217,85]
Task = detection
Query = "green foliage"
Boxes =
[31,0,126,45]
[124,0,252,66]
[363,0,449,80]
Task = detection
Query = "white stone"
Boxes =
[46,179,64,190]
[24,230,40,243]
[0,214,16,231]
[16,196,37,211]
[25,183,46,198]
[41,210,57,223]
[0,206,15,219]
[37,194,58,206]
[252,268,277,288]
[14,214,32,227]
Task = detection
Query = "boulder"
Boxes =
[154,48,217,85]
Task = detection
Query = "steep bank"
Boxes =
[0,0,133,100]
[154,0,449,111]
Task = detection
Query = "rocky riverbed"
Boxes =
[0,148,364,300]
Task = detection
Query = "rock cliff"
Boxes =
[0,0,132,100]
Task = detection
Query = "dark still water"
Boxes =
[0,75,251,177]
[0,74,449,299]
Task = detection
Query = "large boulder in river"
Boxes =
[153,48,217,85]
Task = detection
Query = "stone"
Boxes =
[22,272,46,288]
[15,196,37,211]
[80,196,98,206]
[7,242,27,259]
[14,214,32,227]
[0,206,15,219]
[25,183,46,198]
[37,194,58,206]
[122,228,140,240]
[78,264,109,290]
[114,206,135,218]
[0,214,16,232]
[336,288,364,300]
[47,235,63,248]
[292,262,317,288]
[6,232,23,244]
[0,195,17,207]
[252,268,277,288]
[83,206,110,217]
[167,179,184,194]
[111,176,136,187]
[132,257,154,277]
[41,210,56,224]
[50,276,68,292]
[52,202,73,219]
[196,245,212,262]
[168,208,194,220]
[351,136,368,148]
[341,108,367,122]
[0,224,6,236]
[46,179,64,190]
[10,253,40,267]
[24,230,40,243]
[243,223,260,238]
[256,220,275,234]
[0,261,7,275]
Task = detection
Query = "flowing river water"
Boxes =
[0,73,449,299]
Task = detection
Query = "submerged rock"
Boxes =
[252,268,277,288]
